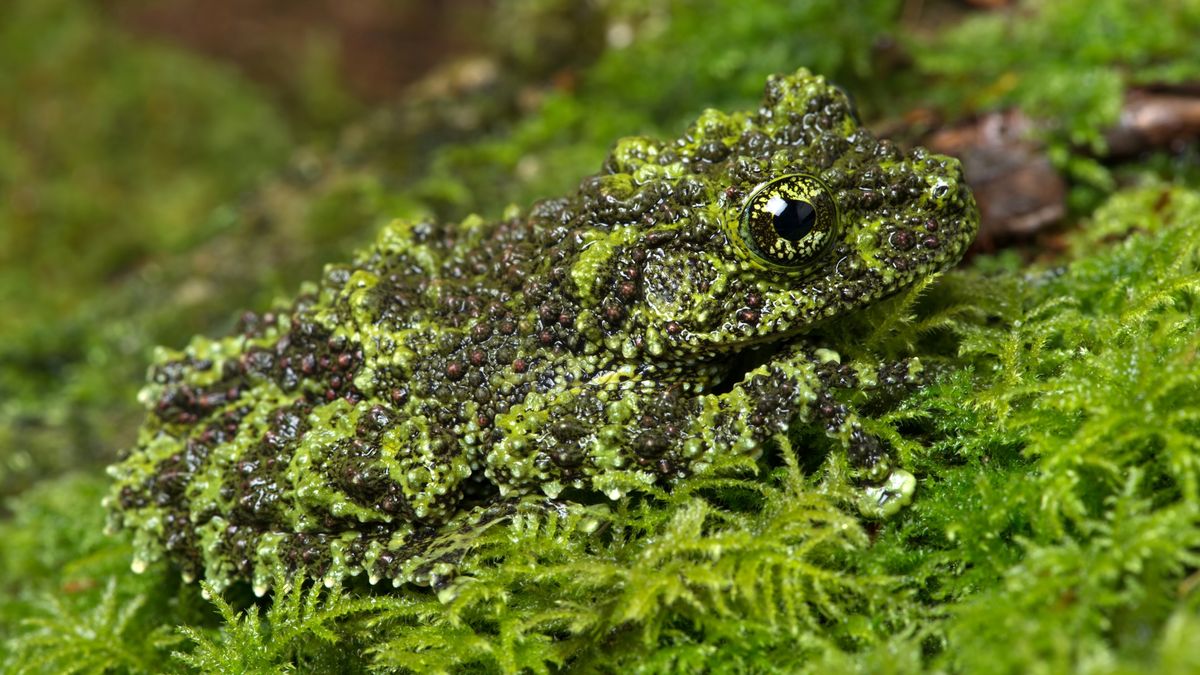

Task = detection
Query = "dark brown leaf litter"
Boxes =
[1105,85,1200,158]
[923,109,1067,252]
[917,84,1200,253]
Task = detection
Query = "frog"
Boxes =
[105,69,978,595]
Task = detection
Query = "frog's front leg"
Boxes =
[485,343,919,516]
[717,342,920,516]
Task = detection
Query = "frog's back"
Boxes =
[108,207,605,589]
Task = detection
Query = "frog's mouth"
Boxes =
[697,261,936,395]
[708,341,792,394]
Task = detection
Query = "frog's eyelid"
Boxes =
[740,172,833,209]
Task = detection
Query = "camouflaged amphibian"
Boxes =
[106,69,979,594]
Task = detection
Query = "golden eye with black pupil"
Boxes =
[737,173,839,269]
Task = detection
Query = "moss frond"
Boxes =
[7,579,179,675]
[174,577,389,674]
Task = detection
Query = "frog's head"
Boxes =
[563,69,978,367]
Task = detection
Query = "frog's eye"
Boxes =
[737,174,839,268]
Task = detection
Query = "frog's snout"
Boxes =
[929,156,980,254]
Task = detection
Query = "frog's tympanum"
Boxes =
[107,70,978,594]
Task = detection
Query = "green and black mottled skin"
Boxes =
[106,70,978,594]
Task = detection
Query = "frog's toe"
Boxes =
[858,469,916,518]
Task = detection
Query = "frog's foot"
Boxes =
[857,468,916,518]
[722,345,920,515]
[835,410,916,514]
